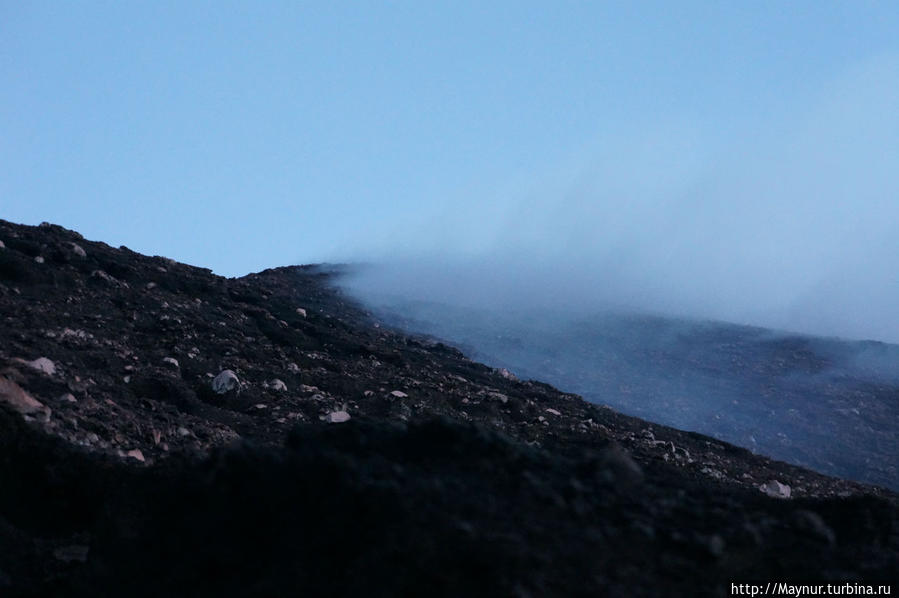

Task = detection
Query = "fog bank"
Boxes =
[337,55,899,343]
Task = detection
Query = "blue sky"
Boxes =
[3,2,898,340]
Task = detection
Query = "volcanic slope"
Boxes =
[0,219,896,596]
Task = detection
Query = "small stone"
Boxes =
[390,390,408,398]
[91,270,116,284]
[70,243,86,257]
[545,408,561,416]
[212,370,240,394]
[25,357,56,375]
[327,410,351,423]
[125,449,145,462]
[54,545,89,563]
[287,362,301,373]
[0,240,5,249]
[267,379,288,392]
[254,403,267,410]
[177,426,191,437]
[760,480,792,499]
[34,256,45,264]
[146,282,157,290]
[59,393,77,403]
[296,308,307,318]
[162,357,179,368]
[123,375,131,383]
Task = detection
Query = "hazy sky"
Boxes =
[3,2,898,341]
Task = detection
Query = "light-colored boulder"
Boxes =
[390,390,408,398]
[34,256,45,264]
[71,243,86,257]
[212,369,241,394]
[327,410,351,423]
[760,479,791,499]
[296,308,307,318]
[26,357,56,376]
[163,357,179,368]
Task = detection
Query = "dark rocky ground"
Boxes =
[360,298,899,490]
[0,219,896,596]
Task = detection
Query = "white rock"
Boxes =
[327,410,351,423]
[177,426,191,437]
[267,379,288,392]
[212,369,241,394]
[389,390,408,398]
[287,362,300,373]
[296,308,307,318]
[34,256,45,264]
[71,243,86,257]
[0,240,5,249]
[760,480,792,499]
[545,408,562,416]
[26,357,56,376]
[163,357,179,368]
[59,393,77,403]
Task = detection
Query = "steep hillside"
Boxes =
[351,298,899,489]
[0,219,896,596]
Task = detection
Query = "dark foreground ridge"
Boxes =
[0,219,896,596]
